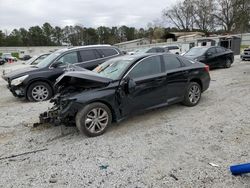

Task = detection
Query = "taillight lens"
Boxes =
[204,65,209,72]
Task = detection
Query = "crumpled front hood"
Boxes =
[55,69,113,88]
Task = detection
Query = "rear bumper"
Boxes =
[201,73,210,92]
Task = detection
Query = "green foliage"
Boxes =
[11,52,19,58]
[0,23,175,47]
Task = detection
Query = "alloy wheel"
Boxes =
[85,108,109,134]
[31,85,49,101]
[188,85,201,104]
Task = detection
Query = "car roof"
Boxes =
[54,45,118,54]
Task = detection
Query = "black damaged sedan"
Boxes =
[40,53,210,137]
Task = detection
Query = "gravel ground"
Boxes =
[0,57,249,188]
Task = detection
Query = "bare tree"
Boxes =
[192,0,216,33]
[163,0,194,31]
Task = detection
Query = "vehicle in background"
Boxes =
[183,46,234,68]
[130,47,167,55]
[240,48,250,60]
[38,53,210,137]
[0,57,6,65]
[24,53,50,65]
[163,45,181,54]
[19,55,32,61]
[1,53,18,62]
[2,45,123,102]
[2,53,51,75]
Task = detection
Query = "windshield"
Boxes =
[36,52,62,68]
[185,47,208,56]
[25,56,38,65]
[93,58,132,80]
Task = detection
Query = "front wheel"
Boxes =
[75,102,112,137]
[182,82,201,107]
[27,81,53,102]
[224,58,232,68]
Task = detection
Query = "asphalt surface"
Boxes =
[0,57,250,188]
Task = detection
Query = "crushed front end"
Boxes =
[35,69,112,127]
[38,92,80,126]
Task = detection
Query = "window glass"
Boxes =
[101,48,118,57]
[128,56,162,79]
[80,50,100,62]
[57,51,78,64]
[157,48,165,53]
[147,48,157,53]
[178,57,195,66]
[163,55,182,70]
[216,47,226,53]
[207,47,217,54]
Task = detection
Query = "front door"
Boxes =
[119,55,166,116]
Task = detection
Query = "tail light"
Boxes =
[204,65,209,72]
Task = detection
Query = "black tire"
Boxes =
[182,82,201,107]
[224,58,232,68]
[27,81,53,102]
[75,102,112,137]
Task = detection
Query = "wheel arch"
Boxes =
[189,78,203,91]
[83,100,117,123]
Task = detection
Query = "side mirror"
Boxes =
[124,77,136,94]
[51,61,63,68]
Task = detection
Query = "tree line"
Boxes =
[0,23,185,46]
[0,0,249,46]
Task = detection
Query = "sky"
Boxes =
[0,0,176,32]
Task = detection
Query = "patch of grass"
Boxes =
[11,52,19,59]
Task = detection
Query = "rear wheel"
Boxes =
[27,82,53,102]
[182,82,201,107]
[75,102,112,137]
[224,58,232,68]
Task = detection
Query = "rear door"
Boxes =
[77,49,102,69]
[163,54,189,103]
[121,55,166,115]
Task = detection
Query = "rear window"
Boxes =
[163,55,182,70]
[101,48,119,57]
[167,46,179,50]
[80,49,101,62]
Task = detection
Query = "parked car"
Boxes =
[1,53,17,62]
[183,46,234,68]
[240,48,250,60]
[20,55,32,61]
[24,53,50,65]
[0,57,6,65]
[38,53,210,137]
[2,45,123,102]
[130,47,167,55]
[163,45,181,54]
[2,53,51,76]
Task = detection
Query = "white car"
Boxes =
[2,53,50,76]
[163,45,181,54]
